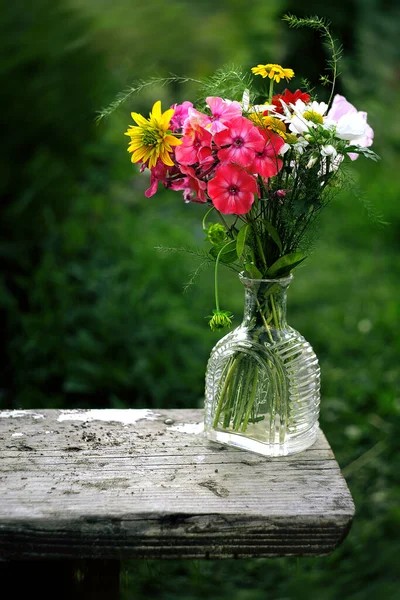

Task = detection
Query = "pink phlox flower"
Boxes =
[327,94,374,160]
[170,101,193,132]
[145,161,184,198]
[275,189,288,204]
[183,107,212,133]
[175,121,212,166]
[207,164,257,215]
[215,116,265,168]
[169,177,189,192]
[177,164,207,203]
[250,129,284,177]
[206,97,242,134]
[198,146,214,169]
[145,160,169,198]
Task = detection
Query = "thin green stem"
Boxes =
[268,78,274,104]
[216,211,232,235]
[233,360,252,430]
[223,358,243,428]
[255,297,274,343]
[241,367,259,432]
[249,211,268,272]
[202,205,215,231]
[270,294,282,341]
[214,240,235,311]
[270,295,279,329]
[212,356,239,427]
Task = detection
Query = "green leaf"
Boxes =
[210,243,237,264]
[244,263,263,279]
[346,146,380,162]
[262,219,283,253]
[266,252,307,278]
[236,224,249,258]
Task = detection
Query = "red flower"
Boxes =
[250,129,284,178]
[208,164,257,215]
[272,89,310,114]
[170,165,207,203]
[145,161,170,198]
[179,165,208,203]
[215,117,265,167]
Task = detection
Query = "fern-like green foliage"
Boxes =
[155,244,240,293]
[282,14,343,106]
[96,75,202,122]
[96,65,253,122]
[195,65,252,106]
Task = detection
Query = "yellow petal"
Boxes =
[148,152,159,169]
[164,134,182,146]
[131,147,148,163]
[128,141,144,151]
[160,108,175,129]
[160,149,174,166]
[151,101,162,121]
[131,112,149,127]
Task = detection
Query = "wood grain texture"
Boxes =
[0,409,354,559]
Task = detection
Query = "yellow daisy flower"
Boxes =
[249,113,288,139]
[251,63,294,83]
[262,116,287,138]
[125,100,181,169]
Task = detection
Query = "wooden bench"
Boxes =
[0,408,354,598]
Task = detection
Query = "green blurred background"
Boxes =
[1,0,399,598]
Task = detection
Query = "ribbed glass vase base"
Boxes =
[206,422,319,457]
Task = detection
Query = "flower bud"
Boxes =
[306,155,318,169]
[321,144,337,158]
[205,223,227,245]
[207,310,234,331]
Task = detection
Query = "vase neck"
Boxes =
[240,275,292,330]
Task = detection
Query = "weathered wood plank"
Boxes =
[0,409,354,559]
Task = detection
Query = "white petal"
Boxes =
[241,89,250,111]
[279,143,291,155]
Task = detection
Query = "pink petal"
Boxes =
[327,94,357,122]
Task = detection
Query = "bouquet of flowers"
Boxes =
[121,15,377,331]
[102,15,379,455]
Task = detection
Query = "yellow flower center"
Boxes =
[263,116,287,137]
[142,127,161,147]
[303,110,324,125]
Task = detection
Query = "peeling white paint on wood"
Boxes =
[0,408,355,560]
[57,408,160,425]
[0,411,44,419]
[170,422,204,435]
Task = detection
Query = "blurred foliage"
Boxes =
[0,0,399,598]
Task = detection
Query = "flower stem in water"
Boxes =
[241,366,259,431]
[213,354,242,428]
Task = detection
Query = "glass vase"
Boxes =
[205,273,320,456]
